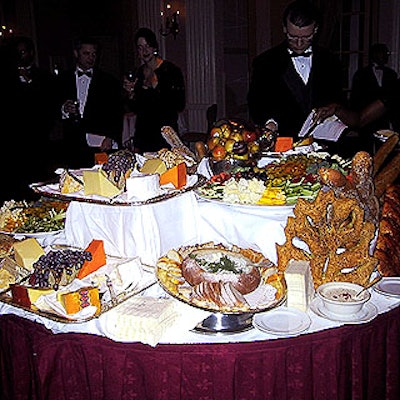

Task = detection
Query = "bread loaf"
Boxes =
[374,184,400,276]
[373,133,399,176]
[374,152,400,199]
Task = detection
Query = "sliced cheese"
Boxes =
[13,238,45,271]
[77,239,106,279]
[284,260,314,311]
[140,159,167,175]
[58,286,101,315]
[159,162,187,189]
[83,169,121,198]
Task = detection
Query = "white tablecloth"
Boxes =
[64,192,293,266]
[64,191,202,265]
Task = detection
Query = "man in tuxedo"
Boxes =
[57,36,123,168]
[349,43,398,151]
[247,0,346,141]
[0,36,58,202]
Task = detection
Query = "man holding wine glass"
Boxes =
[56,36,124,168]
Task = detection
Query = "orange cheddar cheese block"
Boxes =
[159,162,187,189]
[95,152,108,165]
[58,286,101,315]
[77,239,106,279]
[274,137,293,152]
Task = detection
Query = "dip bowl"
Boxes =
[316,282,371,316]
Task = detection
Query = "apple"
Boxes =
[243,130,257,143]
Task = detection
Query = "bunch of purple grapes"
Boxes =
[102,150,136,184]
[29,249,92,290]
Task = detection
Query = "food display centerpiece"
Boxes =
[206,118,262,164]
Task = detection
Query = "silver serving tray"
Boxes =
[30,174,207,206]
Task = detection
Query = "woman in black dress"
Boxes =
[123,27,186,154]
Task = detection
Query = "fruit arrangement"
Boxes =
[207,119,261,163]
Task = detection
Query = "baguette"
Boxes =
[373,133,399,176]
[374,152,400,199]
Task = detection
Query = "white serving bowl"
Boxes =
[316,282,371,316]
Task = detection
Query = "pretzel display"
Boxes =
[276,189,378,288]
[319,151,380,225]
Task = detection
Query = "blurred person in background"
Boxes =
[247,0,346,141]
[0,36,57,202]
[349,43,398,152]
[57,36,123,168]
[314,77,400,133]
[123,27,185,154]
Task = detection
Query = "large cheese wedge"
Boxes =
[159,162,187,189]
[77,239,106,279]
[58,286,101,315]
[10,284,54,309]
[13,238,45,271]
[59,169,84,194]
[83,169,122,198]
[140,159,167,175]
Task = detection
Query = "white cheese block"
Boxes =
[284,260,314,311]
[106,297,177,346]
[13,238,45,271]
[126,173,160,201]
[83,169,122,198]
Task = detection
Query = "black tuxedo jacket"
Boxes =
[247,42,345,138]
[57,67,123,168]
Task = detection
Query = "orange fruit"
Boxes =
[212,144,227,161]
[210,126,222,138]
[207,136,220,151]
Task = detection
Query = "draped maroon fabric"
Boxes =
[1,307,400,400]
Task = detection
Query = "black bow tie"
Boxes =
[290,51,312,58]
[77,70,93,77]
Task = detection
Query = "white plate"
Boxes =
[196,193,295,211]
[253,307,311,336]
[373,277,400,298]
[310,298,378,324]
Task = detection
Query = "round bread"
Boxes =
[181,248,261,295]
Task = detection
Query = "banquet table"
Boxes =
[2,167,400,399]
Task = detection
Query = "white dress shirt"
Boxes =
[289,47,313,84]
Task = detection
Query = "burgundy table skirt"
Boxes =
[1,306,400,400]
